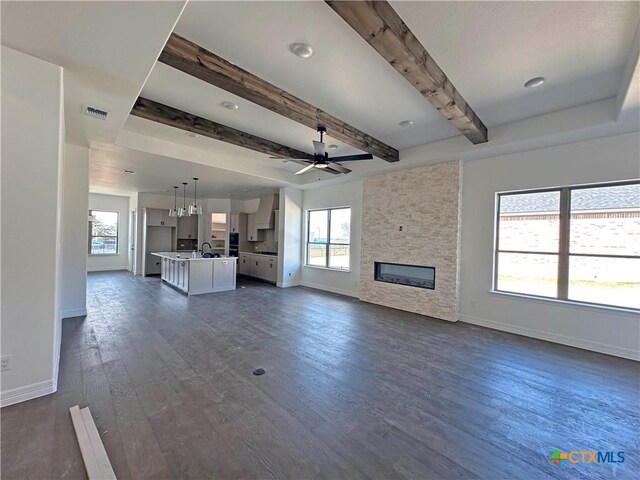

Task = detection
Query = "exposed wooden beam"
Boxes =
[158,33,399,162]
[325,1,488,144]
[131,97,313,161]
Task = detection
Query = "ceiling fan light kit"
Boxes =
[279,125,375,176]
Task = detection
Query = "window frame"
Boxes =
[305,206,351,271]
[88,209,119,255]
[493,179,640,311]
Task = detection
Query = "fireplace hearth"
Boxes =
[374,262,435,289]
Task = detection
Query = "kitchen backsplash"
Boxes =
[253,228,278,253]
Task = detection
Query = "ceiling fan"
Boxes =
[272,126,374,175]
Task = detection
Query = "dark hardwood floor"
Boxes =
[2,271,639,479]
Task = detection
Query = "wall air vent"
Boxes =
[82,105,109,120]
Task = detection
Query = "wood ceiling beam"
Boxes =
[131,97,313,161]
[325,0,488,144]
[158,33,399,162]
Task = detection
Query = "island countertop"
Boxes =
[152,252,236,262]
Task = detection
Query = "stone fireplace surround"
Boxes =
[359,161,462,322]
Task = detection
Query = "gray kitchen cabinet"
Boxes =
[246,214,264,242]
[239,253,251,275]
[146,208,177,227]
[177,214,198,239]
[266,257,277,282]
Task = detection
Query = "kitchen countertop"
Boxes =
[152,252,233,262]
[240,251,278,257]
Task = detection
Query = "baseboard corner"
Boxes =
[0,379,56,408]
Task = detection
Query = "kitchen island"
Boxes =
[152,252,236,295]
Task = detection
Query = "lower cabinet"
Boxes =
[161,258,189,292]
[238,253,277,283]
[158,255,237,295]
[239,254,251,275]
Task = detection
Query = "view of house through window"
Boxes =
[307,207,351,270]
[495,182,640,309]
[89,210,119,255]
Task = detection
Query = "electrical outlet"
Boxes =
[1,355,12,371]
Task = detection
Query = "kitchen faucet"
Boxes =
[201,242,212,253]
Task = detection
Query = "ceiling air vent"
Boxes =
[82,105,109,120]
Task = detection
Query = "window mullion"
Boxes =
[557,188,571,299]
[326,209,331,268]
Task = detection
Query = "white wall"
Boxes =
[60,145,89,317]
[460,131,640,360]
[88,193,130,271]
[277,187,303,287]
[1,47,65,406]
[299,181,363,297]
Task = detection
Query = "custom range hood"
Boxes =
[255,193,279,229]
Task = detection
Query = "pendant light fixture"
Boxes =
[188,177,203,215]
[178,182,190,217]
[168,186,179,217]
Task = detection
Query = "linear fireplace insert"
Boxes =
[374,262,435,289]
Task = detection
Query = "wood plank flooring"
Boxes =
[2,271,639,479]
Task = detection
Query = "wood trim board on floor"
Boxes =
[69,405,117,480]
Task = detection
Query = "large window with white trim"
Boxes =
[306,207,351,270]
[88,210,119,255]
[494,181,639,310]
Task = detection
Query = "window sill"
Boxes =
[303,265,351,273]
[88,253,120,257]
[490,290,640,315]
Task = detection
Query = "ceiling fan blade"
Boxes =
[313,140,325,156]
[294,163,316,175]
[327,162,352,174]
[331,153,373,162]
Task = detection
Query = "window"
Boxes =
[494,181,640,310]
[89,210,119,255]
[306,207,351,270]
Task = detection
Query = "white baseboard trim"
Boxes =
[299,281,359,298]
[87,266,128,272]
[277,280,300,288]
[460,314,640,361]
[61,307,87,319]
[1,379,56,408]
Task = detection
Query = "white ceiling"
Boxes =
[2,1,638,196]
[0,0,186,146]
[391,0,639,126]
[90,144,280,199]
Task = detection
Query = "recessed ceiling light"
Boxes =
[221,101,239,110]
[122,169,135,175]
[290,43,313,58]
[185,131,199,138]
[398,120,414,127]
[524,76,545,88]
[328,144,338,150]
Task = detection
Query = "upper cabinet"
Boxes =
[247,214,264,242]
[177,214,198,239]
[230,212,246,233]
[146,208,177,227]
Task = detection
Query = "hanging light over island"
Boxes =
[178,182,189,217]
[188,177,203,215]
[168,186,179,217]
